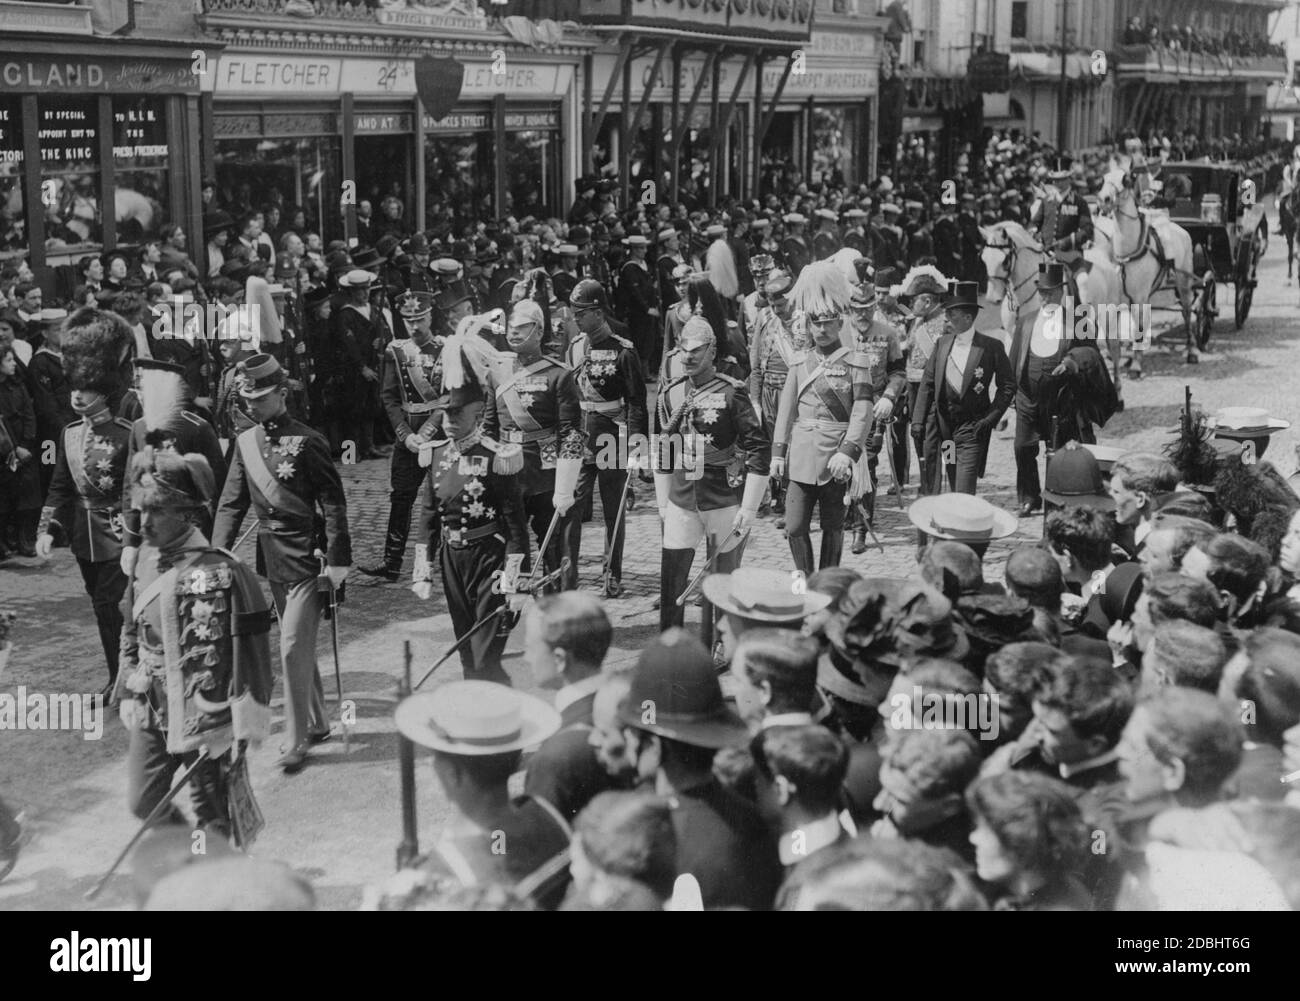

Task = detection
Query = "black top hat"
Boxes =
[617,629,749,749]
[1038,261,1068,289]
[943,281,980,311]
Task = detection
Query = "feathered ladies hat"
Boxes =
[789,260,853,321]
[61,307,133,396]
[128,445,215,511]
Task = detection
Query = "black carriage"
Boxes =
[1157,161,1267,347]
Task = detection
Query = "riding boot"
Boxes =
[660,548,695,633]
[384,503,412,571]
[788,533,816,576]
[819,529,845,571]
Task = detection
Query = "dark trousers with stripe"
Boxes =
[567,462,628,584]
[440,534,511,685]
[379,444,434,571]
[77,557,127,683]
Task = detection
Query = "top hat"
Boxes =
[702,568,831,625]
[1043,442,1115,510]
[943,281,980,312]
[616,629,749,749]
[395,681,560,756]
[1038,261,1069,289]
[351,246,383,270]
[908,494,1019,542]
[236,353,287,399]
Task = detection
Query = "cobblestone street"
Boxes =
[4,203,1299,910]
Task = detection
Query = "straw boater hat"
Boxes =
[702,568,831,625]
[338,269,377,290]
[908,494,1019,542]
[395,681,560,756]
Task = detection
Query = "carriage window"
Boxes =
[0,95,25,263]
[39,96,102,254]
[113,97,169,248]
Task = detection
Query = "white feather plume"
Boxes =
[789,261,854,317]
[443,310,509,389]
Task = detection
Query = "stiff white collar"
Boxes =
[1059,748,1119,781]
[555,672,603,716]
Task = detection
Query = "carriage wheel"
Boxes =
[1196,271,1216,351]
[1234,235,1259,329]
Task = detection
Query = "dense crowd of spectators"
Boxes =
[1122,16,1286,58]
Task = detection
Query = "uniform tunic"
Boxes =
[43,411,132,564]
[482,355,584,499]
[772,346,874,487]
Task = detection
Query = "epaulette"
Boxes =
[611,334,634,352]
[716,373,745,388]
[114,417,134,431]
[181,410,206,427]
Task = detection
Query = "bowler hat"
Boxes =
[702,568,830,625]
[617,629,749,749]
[395,681,560,756]
[236,353,287,399]
[1042,441,1115,510]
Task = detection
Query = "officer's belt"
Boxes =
[762,371,788,388]
[442,522,504,547]
[795,417,849,434]
[77,498,120,511]
[402,401,440,415]
[696,443,736,467]
[502,427,556,446]
[580,399,623,415]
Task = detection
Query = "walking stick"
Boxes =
[396,641,419,870]
[86,748,211,902]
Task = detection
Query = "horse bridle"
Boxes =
[986,237,1039,302]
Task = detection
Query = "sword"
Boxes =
[675,526,747,607]
[316,552,347,749]
[880,415,905,510]
[396,641,419,870]
[233,518,259,552]
[86,748,212,901]
[527,507,564,593]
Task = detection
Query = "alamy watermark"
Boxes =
[1042,296,1152,343]
[591,432,708,479]
[0,687,104,740]
[886,687,1001,742]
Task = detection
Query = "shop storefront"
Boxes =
[208,50,577,244]
[0,49,207,274]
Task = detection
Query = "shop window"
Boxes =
[215,134,344,245]
[40,96,102,254]
[1011,1,1027,41]
[112,96,168,247]
[0,96,25,262]
[425,131,495,234]
[504,128,560,220]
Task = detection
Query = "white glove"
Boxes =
[770,457,786,479]
[326,566,350,588]
[873,397,895,420]
[731,473,766,536]
[36,533,54,559]
[119,698,146,731]
[405,434,423,453]
[553,493,575,516]
[411,581,433,601]
[120,546,138,576]
[827,452,853,483]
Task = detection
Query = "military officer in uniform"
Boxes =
[912,282,1015,496]
[115,446,275,839]
[899,269,949,497]
[1009,262,1117,516]
[661,263,695,376]
[781,213,811,279]
[35,326,134,698]
[482,300,585,592]
[410,352,529,686]
[359,291,448,581]
[770,262,874,575]
[1031,159,1094,305]
[563,280,648,598]
[844,280,907,554]
[654,317,770,632]
[656,227,685,310]
[741,253,775,337]
[747,271,802,518]
[213,354,352,773]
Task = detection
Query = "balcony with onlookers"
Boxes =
[1115,15,1285,79]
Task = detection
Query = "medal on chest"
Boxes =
[693,392,726,426]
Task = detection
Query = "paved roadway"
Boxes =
[3,201,1298,909]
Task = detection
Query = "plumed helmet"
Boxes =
[569,278,610,312]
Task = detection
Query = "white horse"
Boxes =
[1109,178,1198,363]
